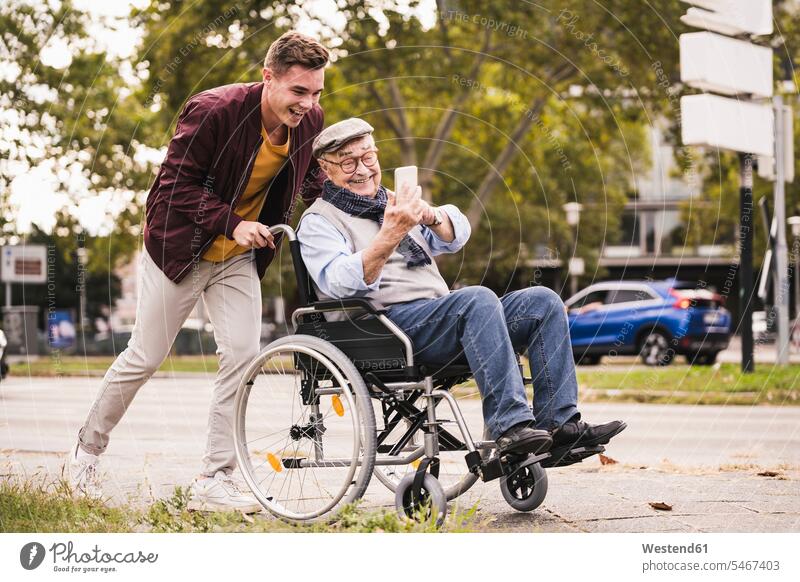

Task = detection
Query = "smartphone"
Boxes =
[394,165,418,195]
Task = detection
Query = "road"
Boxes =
[1,375,798,532]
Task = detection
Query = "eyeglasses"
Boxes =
[322,149,379,174]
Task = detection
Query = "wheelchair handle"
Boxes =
[268,223,296,241]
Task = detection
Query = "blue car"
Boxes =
[565,280,732,366]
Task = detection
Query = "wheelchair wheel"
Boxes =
[234,335,376,522]
[373,397,490,501]
[499,461,548,512]
[394,472,447,527]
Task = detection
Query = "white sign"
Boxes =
[568,257,585,276]
[1,245,48,284]
[680,32,773,98]
[680,0,773,36]
[681,94,774,156]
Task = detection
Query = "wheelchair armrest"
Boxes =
[308,298,386,315]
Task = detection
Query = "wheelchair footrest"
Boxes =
[478,457,505,482]
[468,451,550,483]
[540,445,605,468]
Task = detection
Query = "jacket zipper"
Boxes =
[231,134,264,211]
[284,152,296,221]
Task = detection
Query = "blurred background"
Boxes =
[1,0,799,371]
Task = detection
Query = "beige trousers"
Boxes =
[78,248,262,477]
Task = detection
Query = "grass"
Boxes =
[12,355,220,377]
[576,362,800,405]
[0,476,481,533]
[11,356,800,406]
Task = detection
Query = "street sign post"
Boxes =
[1,245,48,308]
[679,0,775,372]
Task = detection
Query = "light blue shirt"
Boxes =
[298,204,471,300]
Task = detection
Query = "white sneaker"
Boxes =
[66,443,103,499]
[187,471,263,514]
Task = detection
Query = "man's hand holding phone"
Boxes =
[384,182,424,240]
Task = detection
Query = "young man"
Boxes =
[68,32,329,513]
[297,118,626,461]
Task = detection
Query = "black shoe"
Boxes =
[496,422,553,455]
[550,415,627,451]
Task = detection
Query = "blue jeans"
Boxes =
[385,286,579,438]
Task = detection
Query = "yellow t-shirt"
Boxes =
[202,126,291,262]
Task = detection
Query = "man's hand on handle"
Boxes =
[232,221,276,249]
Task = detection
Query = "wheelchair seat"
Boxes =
[295,316,472,384]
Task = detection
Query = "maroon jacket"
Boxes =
[144,82,325,283]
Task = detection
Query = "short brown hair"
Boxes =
[264,31,329,74]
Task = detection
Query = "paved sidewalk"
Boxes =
[1,376,798,532]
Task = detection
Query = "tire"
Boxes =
[639,330,674,366]
[499,461,548,512]
[395,472,448,527]
[373,396,489,501]
[233,335,377,522]
[689,351,718,366]
[574,353,601,366]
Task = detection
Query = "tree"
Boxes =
[131,0,677,291]
[0,0,152,250]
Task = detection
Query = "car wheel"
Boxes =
[639,331,673,366]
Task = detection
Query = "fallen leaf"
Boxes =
[599,454,618,465]
[757,471,780,477]
[649,502,672,511]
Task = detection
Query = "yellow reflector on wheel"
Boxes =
[332,395,345,416]
[267,453,282,472]
[411,459,420,469]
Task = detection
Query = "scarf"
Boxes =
[322,180,431,268]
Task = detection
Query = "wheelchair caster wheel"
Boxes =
[395,473,447,527]
[500,461,548,512]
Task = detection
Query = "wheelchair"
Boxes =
[233,225,606,525]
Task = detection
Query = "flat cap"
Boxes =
[312,117,374,158]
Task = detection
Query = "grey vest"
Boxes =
[300,198,450,306]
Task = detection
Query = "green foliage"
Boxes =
[0,0,156,201]
[1,0,151,312]
[0,477,132,533]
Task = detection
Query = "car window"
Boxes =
[569,290,607,310]
[606,289,653,304]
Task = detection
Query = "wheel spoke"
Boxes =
[235,338,374,520]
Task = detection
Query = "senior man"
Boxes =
[297,118,626,462]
